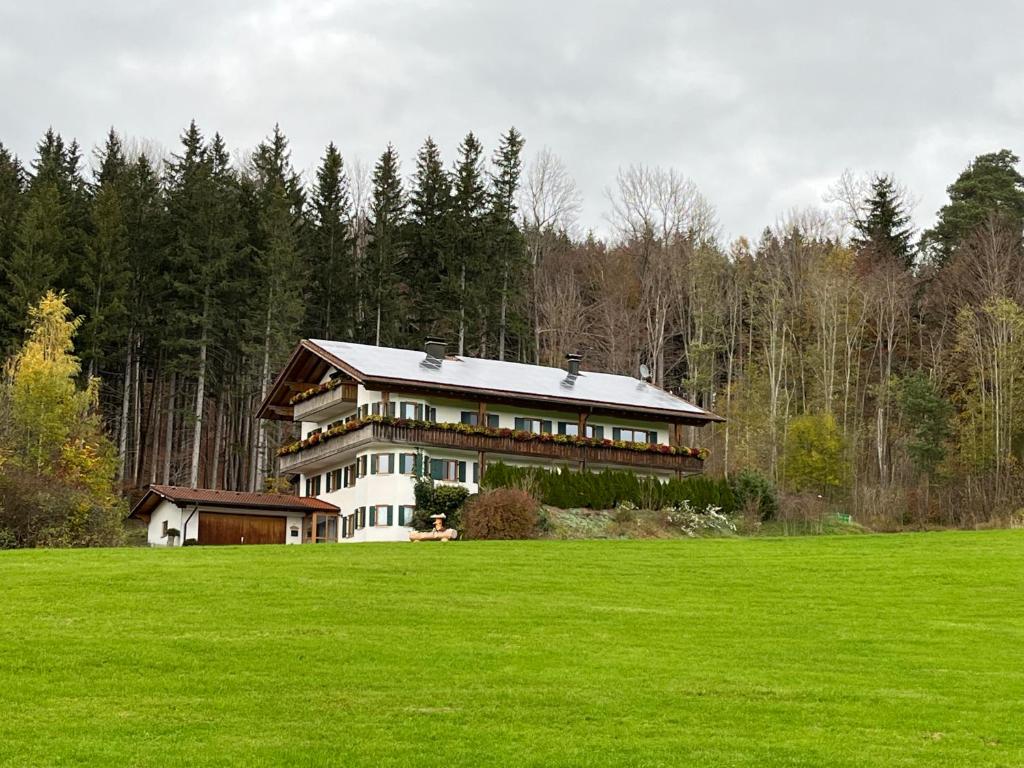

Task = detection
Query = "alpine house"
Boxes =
[255,337,722,543]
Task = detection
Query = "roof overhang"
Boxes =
[128,486,340,520]
[258,339,724,425]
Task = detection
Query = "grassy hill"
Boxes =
[2,532,1023,767]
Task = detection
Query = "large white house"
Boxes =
[132,338,721,545]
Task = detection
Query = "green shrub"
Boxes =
[411,478,470,531]
[463,489,541,540]
[481,463,735,513]
[729,468,779,521]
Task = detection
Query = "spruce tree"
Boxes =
[363,144,406,347]
[0,144,26,353]
[448,132,487,355]
[77,129,131,378]
[852,175,915,270]
[488,127,527,360]
[407,136,452,343]
[3,130,87,337]
[247,126,308,490]
[306,142,352,340]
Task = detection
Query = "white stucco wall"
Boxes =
[289,372,687,543]
[147,500,183,546]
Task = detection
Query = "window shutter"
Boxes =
[369,506,376,526]
[386,506,394,525]
[415,403,423,420]
[430,458,444,480]
[541,420,552,434]
[514,417,526,431]
[458,461,467,482]
[472,462,479,483]
[557,422,566,435]
[487,414,499,428]
[594,426,605,439]
[612,427,621,440]
[370,455,378,475]
[414,453,423,475]
[427,407,437,422]
[387,401,396,417]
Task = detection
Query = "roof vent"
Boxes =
[422,337,447,370]
[562,352,583,386]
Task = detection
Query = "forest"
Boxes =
[1,123,1023,534]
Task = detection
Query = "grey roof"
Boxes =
[308,340,719,422]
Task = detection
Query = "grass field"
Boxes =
[2,532,1023,767]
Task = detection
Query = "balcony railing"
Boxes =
[291,382,358,423]
[278,419,704,475]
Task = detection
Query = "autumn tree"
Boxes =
[0,291,124,547]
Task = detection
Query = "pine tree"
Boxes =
[488,127,527,360]
[305,142,352,339]
[363,144,406,347]
[407,137,452,342]
[448,132,487,355]
[922,149,1024,265]
[852,175,915,270]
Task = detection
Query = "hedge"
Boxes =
[480,463,735,513]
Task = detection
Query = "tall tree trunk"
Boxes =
[189,288,210,488]
[117,335,132,482]
[211,394,225,490]
[163,371,176,485]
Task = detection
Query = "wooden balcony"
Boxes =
[278,421,704,475]
[292,382,358,423]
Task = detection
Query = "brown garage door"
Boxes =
[198,512,286,545]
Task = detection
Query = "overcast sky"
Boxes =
[2,1,1022,241]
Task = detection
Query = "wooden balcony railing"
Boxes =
[292,382,358,423]
[278,420,704,475]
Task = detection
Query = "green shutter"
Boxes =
[472,462,479,483]
[612,427,621,440]
[369,507,376,526]
[386,506,394,525]
[541,420,552,434]
[487,414,499,428]
[370,455,378,475]
[514,417,525,430]
[413,453,423,475]
[430,458,444,480]
[458,461,467,482]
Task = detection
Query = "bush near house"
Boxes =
[481,463,736,513]
[411,477,470,531]
[463,489,541,540]
[729,468,779,521]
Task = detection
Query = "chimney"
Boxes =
[422,337,447,369]
[564,352,583,379]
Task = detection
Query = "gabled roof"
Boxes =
[129,485,339,519]
[257,339,723,425]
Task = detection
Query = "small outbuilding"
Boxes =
[130,485,340,546]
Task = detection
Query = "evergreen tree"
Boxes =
[0,144,26,352]
[922,149,1024,265]
[3,130,87,337]
[448,132,488,355]
[363,144,406,347]
[488,127,527,359]
[77,129,131,378]
[407,137,452,342]
[852,174,915,270]
[305,142,352,339]
[247,125,308,489]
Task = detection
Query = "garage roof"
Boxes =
[130,485,339,519]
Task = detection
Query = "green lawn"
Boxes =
[2,532,1023,767]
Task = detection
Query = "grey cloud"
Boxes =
[2,0,1023,240]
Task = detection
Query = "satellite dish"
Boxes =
[639,364,651,381]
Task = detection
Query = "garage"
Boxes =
[199,512,286,545]
[129,485,341,546]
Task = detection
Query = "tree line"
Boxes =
[1,125,1023,528]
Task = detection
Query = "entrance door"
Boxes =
[198,512,286,545]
